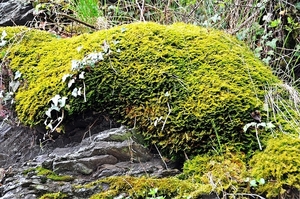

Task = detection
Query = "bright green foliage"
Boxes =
[250,135,300,198]
[68,0,102,24]
[1,22,281,158]
[181,149,249,194]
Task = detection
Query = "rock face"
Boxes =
[0,0,34,26]
[0,124,178,198]
[0,123,40,168]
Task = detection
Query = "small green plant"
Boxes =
[43,94,68,137]
[43,46,108,137]
[244,177,266,188]
[243,119,275,150]
[146,188,165,199]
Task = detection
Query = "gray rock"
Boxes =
[0,0,34,26]
[0,124,180,198]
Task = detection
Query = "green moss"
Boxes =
[87,176,210,199]
[39,192,67,199]
[35,167,74,182]
[181,149,249,194]
[0,22,289,158]
[250,135,300,198]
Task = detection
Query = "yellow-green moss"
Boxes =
[0,22,287,158]
[250,135,300,198]
[35,167,74,182]
[86,176,210,199]
[39,192,67,199]
[181,149,249,194]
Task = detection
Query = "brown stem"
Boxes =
[57,13,97,30]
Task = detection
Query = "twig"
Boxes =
[154,144,169,170]
[50,109,64,133]
[255,124,262,150]
[229,9,260,34]
[83,80,86,102]
[224,193,265,199]
[122,177,138,197]
[164,0,171,23]
[161,102,171,132]
[57,13,97,30]
[82,118,99,141]
[136,0,145,22]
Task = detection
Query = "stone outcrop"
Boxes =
[0,124,179,198]
[0,0,34,26]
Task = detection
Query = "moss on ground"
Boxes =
[181,148,249,195]
[85,176,210,199]
[0,22,292,159]
[250,135,300,198]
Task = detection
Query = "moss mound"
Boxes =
[1,22,281,158]
[181,149,249,194]
[250,135,300,198]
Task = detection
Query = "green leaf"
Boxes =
[79,71,85,79]
[258,178,265,185]
[121,27,127,33]
[68,79,75,88]
[9,80,20,92]
[296,2,300,10]
[250,179,257,187]
[71,60,82,71]
[262,56,271,65]
[266,38,278,49]
[1,30,7,40]
[59,96,67,107]
[62,74,71,82]
[45,108,52,118]
[265,122,275,129]
[51,95,61,107]
[257,122,266,128]
[243,122,257,132]
[14,71,22,80]
[50,104,60,112]
[72,88,79,97]
[269,19,281,28]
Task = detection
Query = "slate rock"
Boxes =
[0,0,34,26]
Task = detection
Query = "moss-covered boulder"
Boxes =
[0,22,282,158]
